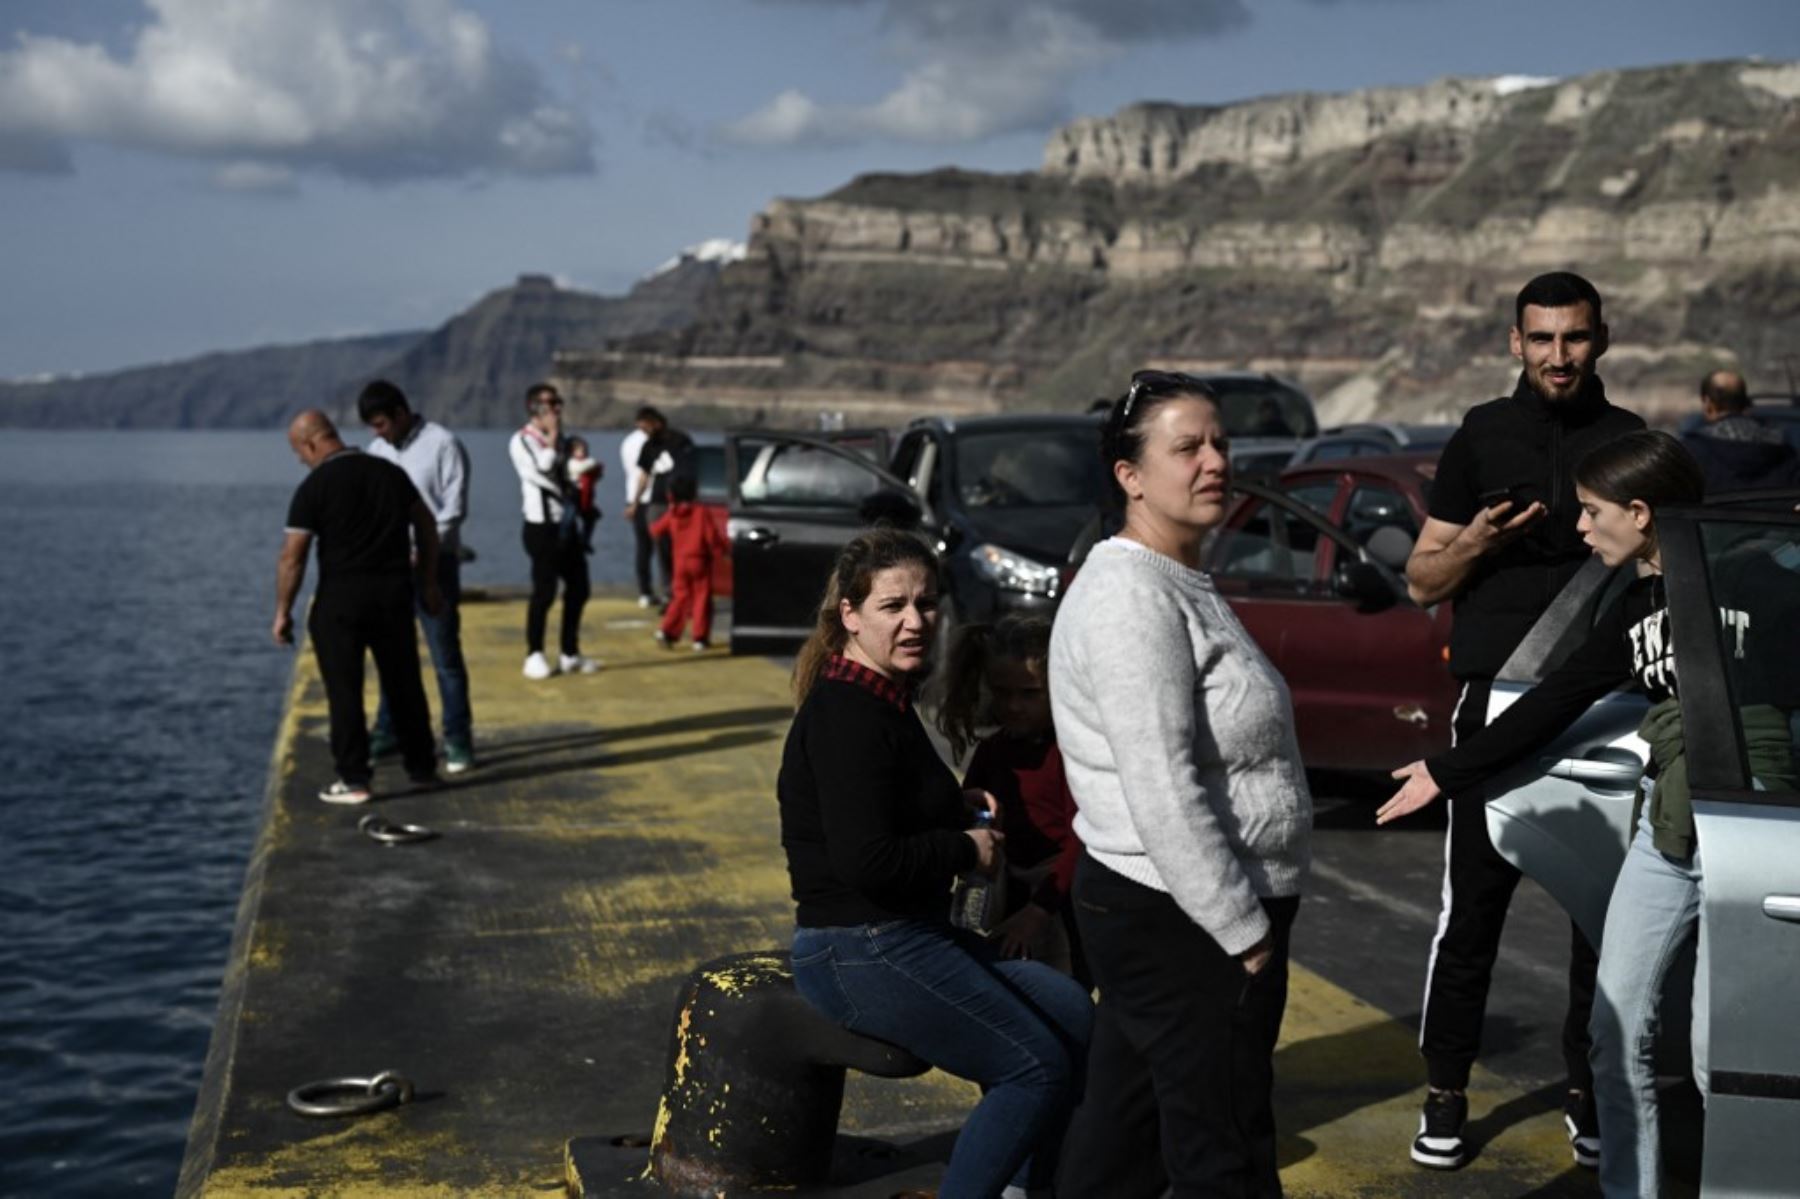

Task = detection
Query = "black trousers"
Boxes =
[630,502,656,597]
[308,577,435,785]
[1061,853,1300,1199]
[522,521,590,656]
[1419,678,1598,1091]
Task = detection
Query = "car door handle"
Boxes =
[1542,758,1643,787]
[741,527,780,546]
[1765,896,1800,923]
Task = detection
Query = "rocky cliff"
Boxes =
[562,59,1800,429]
[0,262,717,429]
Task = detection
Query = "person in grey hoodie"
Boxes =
[1052,370,1312,1199]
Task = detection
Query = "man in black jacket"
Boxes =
[1680,369,1800,494]
[1402,272,1644,1172]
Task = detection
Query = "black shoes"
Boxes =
[1411,1088,1468,1170]
[1564,1088,1601,1169]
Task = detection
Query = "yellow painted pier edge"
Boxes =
[179,594,1586,1196]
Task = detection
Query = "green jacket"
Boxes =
[1635,698,1798,859]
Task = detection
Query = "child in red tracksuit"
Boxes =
[650,475,728,651]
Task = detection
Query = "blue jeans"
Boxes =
[376,550,472,745]
[791,919,1093,1198]
[1589,819,1708,1199]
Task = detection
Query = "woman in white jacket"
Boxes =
[1051,370,1312,1198]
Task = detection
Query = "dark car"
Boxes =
[1205,451,1456,772]
[723,417,1103,652]
[1288,422,1458,468]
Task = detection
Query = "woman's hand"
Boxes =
[1376,761,1444,825]
[964,827,1005,876]
[993,903,1053,960]
[963,788,1000,821]
[1239,932,1274,976]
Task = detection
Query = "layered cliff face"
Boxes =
[563,59,1800,429]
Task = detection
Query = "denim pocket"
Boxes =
[790,945,859,1028]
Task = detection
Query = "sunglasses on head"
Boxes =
[1122,370,1213,419]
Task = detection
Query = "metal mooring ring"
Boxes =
[357,813,438,845]
[287,1070,416,1118]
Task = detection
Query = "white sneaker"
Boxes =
[319,780,373,805]
[523,651,554,680]
[637,594,656,608]
[691,640,709,653]
[559,652,602,674]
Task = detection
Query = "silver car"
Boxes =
[1475,498,1800,1194]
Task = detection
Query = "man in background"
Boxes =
[510,382,600,679]
[1680,369,1800,494]
[624,406,695,598]
[360,380,475,775]
[273,410,442,803]
[621,411,668,607]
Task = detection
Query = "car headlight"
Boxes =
[969,543,1060,597]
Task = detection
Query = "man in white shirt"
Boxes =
[509,382,601,679]
[620,418,666,607]
[359,380,476,774]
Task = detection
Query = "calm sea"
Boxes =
[0,427,645,1196]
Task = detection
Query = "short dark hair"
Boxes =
[1574,430,1705,518]
[526,382,559,404]
[1099,370,1220,504]
[669,474,698,503]
[357,379,410,424]
[1699,370,1750,413]
[1515,272,1604,328]
[635,405,665,425]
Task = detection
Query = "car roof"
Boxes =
[901,412,1103,436]
[1279,448,1440,486]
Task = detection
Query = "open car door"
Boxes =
[1659,504,1800,1194]
[724,430,916,654]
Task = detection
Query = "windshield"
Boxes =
[953,428,1106,509]
[1207,380,1319,439]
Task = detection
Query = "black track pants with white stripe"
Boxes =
[1418,677,1598,1092]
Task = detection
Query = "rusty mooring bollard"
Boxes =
[646,949,929,1195]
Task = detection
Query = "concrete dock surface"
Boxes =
[180,593,1621,1197]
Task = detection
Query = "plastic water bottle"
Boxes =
[950,810,1003,933]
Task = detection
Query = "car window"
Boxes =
[953,429,1105,509]
[695,444,727,504]
[1212,482,1339,582]
[1343,482,1418,547]
[1696,519,1800,794]
[738,439,884,508]
[890,431,927,487]
[1206,380,1320,439]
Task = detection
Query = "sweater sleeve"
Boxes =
[1426,595,1634,796]
[1081,584,1270,954]
[806,701,977,902]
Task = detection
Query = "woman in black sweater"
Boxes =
[779,529,1093,1199]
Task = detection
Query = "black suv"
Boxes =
[723,415,1105,652]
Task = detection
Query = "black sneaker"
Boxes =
[1564,1089,1600,1169]
[1411,1088,1468,1169]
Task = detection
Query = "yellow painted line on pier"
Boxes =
[189,594,1581,1196]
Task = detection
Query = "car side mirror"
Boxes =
[1364,525,1416,571]
[1334,559,1397,613]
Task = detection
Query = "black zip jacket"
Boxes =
[1428,374,1644,679]
[779,677,978,928]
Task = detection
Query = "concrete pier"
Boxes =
[180,593,1595,1196]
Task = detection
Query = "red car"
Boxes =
[1205,452,1456,773]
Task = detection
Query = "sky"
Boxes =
[1,0,1796,380]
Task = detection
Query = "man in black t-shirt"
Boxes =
[1399,272,1644,1172]
[274,410,443,804]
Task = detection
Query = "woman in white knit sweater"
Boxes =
[1051,370,1313,1198]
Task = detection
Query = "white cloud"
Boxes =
[727,0,1249,146]
[0,0,595,183]
[212,160,297,193]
